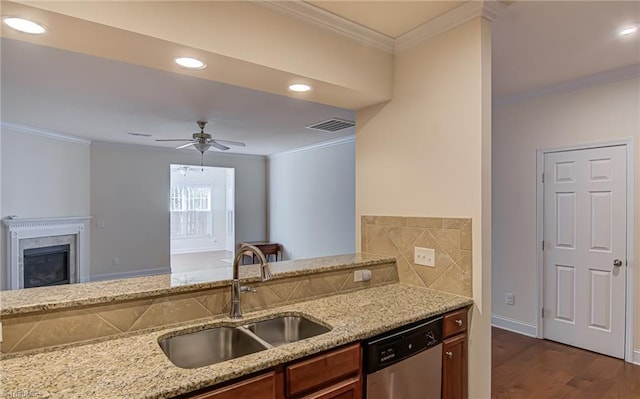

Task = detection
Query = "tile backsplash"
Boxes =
[362,216,472,297]
[0,261,398,354]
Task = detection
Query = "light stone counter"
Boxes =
[0,283,472,399]
[0,253,393,316]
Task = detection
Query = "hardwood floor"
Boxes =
[492,327,640,399]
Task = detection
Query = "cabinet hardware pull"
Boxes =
[455,319,463,326]
[445,351,453,358]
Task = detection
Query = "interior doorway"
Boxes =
[537,141,634,360]
[169,165,235,279]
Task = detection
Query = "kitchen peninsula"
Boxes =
[0,254,472,398]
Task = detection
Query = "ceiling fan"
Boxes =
[171,165,203,176]
[156,121,246,154]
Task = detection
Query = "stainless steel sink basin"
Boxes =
[158,315,331,369]
[159,326,268,369]
[244,315,331,347]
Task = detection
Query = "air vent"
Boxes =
[306,118,355,132]
[128,132,152,137]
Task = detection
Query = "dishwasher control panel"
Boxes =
[363,315,443,372]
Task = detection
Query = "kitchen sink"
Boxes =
[244,315,331,347]
[158,326,269,369]
[158,315,331,369]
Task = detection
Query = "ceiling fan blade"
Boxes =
[210,141,230,151]
[176,142,195,149]
[155,139,194,142]
[215,139,246,147]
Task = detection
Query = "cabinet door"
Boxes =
[442,334,467,399]
[300,376,361,399]
[187,371,277,399]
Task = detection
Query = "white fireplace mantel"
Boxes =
[3,216,91,289]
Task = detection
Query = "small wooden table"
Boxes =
[239,241,282,264]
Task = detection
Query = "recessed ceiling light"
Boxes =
[618,25,638,36]
[175,57,206,69]
[289,83,312,93]
[3,17,47,34]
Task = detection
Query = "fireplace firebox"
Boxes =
[23,244,71,288]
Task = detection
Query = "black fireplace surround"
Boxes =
[23,244,71,288]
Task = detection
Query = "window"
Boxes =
[170,185,212,238]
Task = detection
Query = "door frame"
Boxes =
[535,138,635,362]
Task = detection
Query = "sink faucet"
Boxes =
[230,244,272,319]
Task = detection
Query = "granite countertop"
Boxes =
[0,253,394,316]
[0,283,472,399]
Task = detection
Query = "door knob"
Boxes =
[613,259,623,267]
[445,351,453,358]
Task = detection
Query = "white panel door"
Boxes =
[543,145,626,358]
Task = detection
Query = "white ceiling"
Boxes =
[492,1,640,98]
[2,1,638,156]
[1,38,355,156]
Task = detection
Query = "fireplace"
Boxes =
[3,216,90,290]
[23,244,71,288]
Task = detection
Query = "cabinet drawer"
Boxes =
[187,371,276,399]
[287,344,361,397]
[300,376,361,399]
[444,308,468,338]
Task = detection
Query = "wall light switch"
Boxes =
[112,258,119,266]
[414,247,435,267]
[96,220,105,228]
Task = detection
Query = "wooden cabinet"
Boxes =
[185,371,280,399]
[442,308,469,399]
[287,343,361,399]
[181,344,361,399]
[299,376,361,399]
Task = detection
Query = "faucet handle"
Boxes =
[240,286,257,294]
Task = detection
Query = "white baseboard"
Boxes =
[170,246,225,255]
[633,349,640,366]
[491,315,538,338]
[83,267,170,282]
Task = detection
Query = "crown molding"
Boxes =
[90,140,267,159]
[1,121,91,145]
[255,0,394,54]
[482,1,509,21]
[396,1,507,53]
[268,135,354,159]
[257,1,508,55]
[493,64,640,107]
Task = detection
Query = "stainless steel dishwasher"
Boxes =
[363,316,443,399]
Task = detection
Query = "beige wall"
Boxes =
[356,18,492,398]
[493,77,640,357]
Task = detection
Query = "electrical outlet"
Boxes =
[354,269,372,282]
[505,293,515,305]
[414,247,435,267]
[112,258,120,266]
